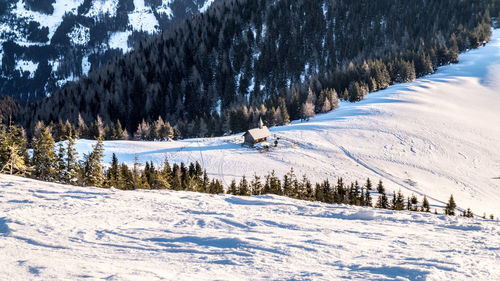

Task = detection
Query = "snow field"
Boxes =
[0,174,499,280]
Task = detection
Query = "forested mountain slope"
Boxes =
[21,0,497,137]
[0,0,218,103]
[73,29,500,216]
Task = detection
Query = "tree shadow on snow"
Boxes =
[347,264,429,281]
[0,217,10,236]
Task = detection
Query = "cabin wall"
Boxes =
[244,134,255,145]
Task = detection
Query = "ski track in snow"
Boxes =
[0,175,499,280]
[74,29,500,216]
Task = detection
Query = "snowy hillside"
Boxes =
[0,174,498,280]
[0,0,217,101]
[75,29,500,217]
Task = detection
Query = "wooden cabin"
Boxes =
[243,119,271,146]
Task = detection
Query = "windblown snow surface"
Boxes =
[76,29,500,217]
[0,174,499,280]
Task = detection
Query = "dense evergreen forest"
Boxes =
[0,121,488,219]
[18,0,499,139]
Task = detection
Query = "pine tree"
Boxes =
[238,176,250,196]
[314,183,324,202]
[282,169,294,197]
[228,179,238,195]
[267,171,282,195]
[376,180,385,194]
[108,153,120,188]
[250,174,263,195]
[323,180,334,204]
[421,195,430,212]
[303,175,313,201]
[365,188,372,207]
[465,208,473,218]
[445,194,456,215]
[131,155,148,189]
[278,98,290,125]
[0,123,28,176]
[391,192,397,210]
[82,135,105,187]
[118,163,134,190]
[1,142,28,176]
[158,156,172,189]
[32,127,57,181]
[395,190,405,210]
[365,178,372,191]
[55,141,66,182]
[410,194,418,211]
[375,189,389,209]
[65,131,79,185]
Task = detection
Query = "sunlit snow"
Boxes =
[86,0,119,18]
[129,0,160,33]
[15,60,38,78]
[108,30,132,53]
[0,175,498,280]
[12,0,83,40]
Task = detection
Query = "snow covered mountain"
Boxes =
[75,29,500,217]
[0,0,216,102]
[1,174,498,280]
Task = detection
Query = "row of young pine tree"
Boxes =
[0,121,494,219]
[21,87,334,141]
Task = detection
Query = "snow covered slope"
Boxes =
[0,174,499,280]
[76,29,500,217]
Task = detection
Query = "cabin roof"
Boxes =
[244,126,271,140]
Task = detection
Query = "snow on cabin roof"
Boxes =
[244,126,271,140]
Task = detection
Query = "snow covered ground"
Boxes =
[0,174,499,280]
[75,29,500,217]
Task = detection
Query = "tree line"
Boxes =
[0,122,493,219]
[19,0,497,139]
